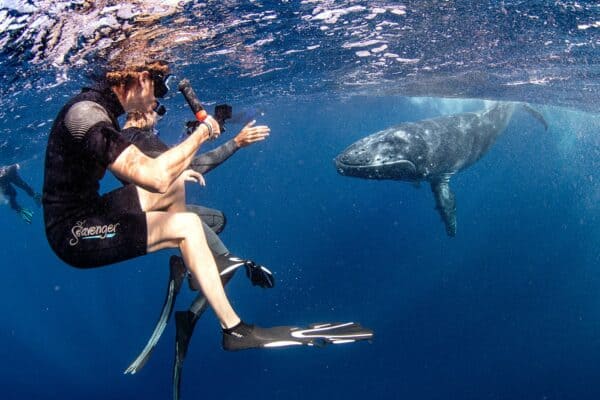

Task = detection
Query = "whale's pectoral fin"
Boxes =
[430,176,457,237]
[521,104,548,131]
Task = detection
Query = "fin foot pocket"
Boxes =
[222,321,374,351]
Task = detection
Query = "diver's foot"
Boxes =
[222,321,374,351]
[222,321,299,351]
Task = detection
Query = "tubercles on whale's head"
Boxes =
[334,134,420,181]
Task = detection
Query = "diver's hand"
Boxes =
[181,169,205,186]
[244,261,275,288]
[234,120,270,148]
[17,207,33,224]
[33,192,42,207]
[192,115,221,140]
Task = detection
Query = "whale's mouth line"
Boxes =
[335,158,416,170]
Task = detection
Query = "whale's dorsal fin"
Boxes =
[430,174,457,237]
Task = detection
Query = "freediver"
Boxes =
[120,107,276,376]
[42,58,373,354]
[0,163,42,224]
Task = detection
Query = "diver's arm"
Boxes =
[190,120,270,174]
[190,139,238,174]
[66,100,215,193]
[110,121,217,193]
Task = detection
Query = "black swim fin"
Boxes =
[124,256,187,375]
[172,255,275,400]
[173,311,199,400]
[222,321,374,351]
[189,254,275,289]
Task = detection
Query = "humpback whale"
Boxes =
[334,103,547,237]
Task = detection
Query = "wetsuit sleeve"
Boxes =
[189,139,239,174]
[84,123,132,167]
[121,128,170,159]
[64,101,131,167]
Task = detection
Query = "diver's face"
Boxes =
[121,72,156,114]
[138,73,157,112]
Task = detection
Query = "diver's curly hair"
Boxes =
[105,60,170,86]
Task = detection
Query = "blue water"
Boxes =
[1,1,600,399]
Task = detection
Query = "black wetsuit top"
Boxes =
[0,164,35,210]
[42,86,129,233]
[120,127,239,175]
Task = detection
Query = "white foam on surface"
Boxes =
[396,57,420,64]
[312,5,366,24]
[577,21,600,30]
[342,39,386,49]
[371,44,388,53]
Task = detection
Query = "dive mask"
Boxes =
[152,73,174,98]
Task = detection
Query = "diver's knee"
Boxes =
[169,175,186,196]
[177,212,205,239]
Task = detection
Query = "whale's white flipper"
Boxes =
[430,174,456,237]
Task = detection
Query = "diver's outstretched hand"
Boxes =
[17,207,33,224]
[181,169,205,187]
[234,120,270,148]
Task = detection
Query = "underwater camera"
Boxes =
[214,104,233,126]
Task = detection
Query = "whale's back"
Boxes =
[411,104,514,177]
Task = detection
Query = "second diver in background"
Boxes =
[0,163,41,224]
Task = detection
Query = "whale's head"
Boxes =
[334,126,422,181]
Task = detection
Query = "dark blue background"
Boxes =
[1,95,599,400]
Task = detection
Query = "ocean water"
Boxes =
[1,1,599,400]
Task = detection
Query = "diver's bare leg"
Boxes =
[135,175,240,328]
[136,175,187,213]
[144,210,241,329]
